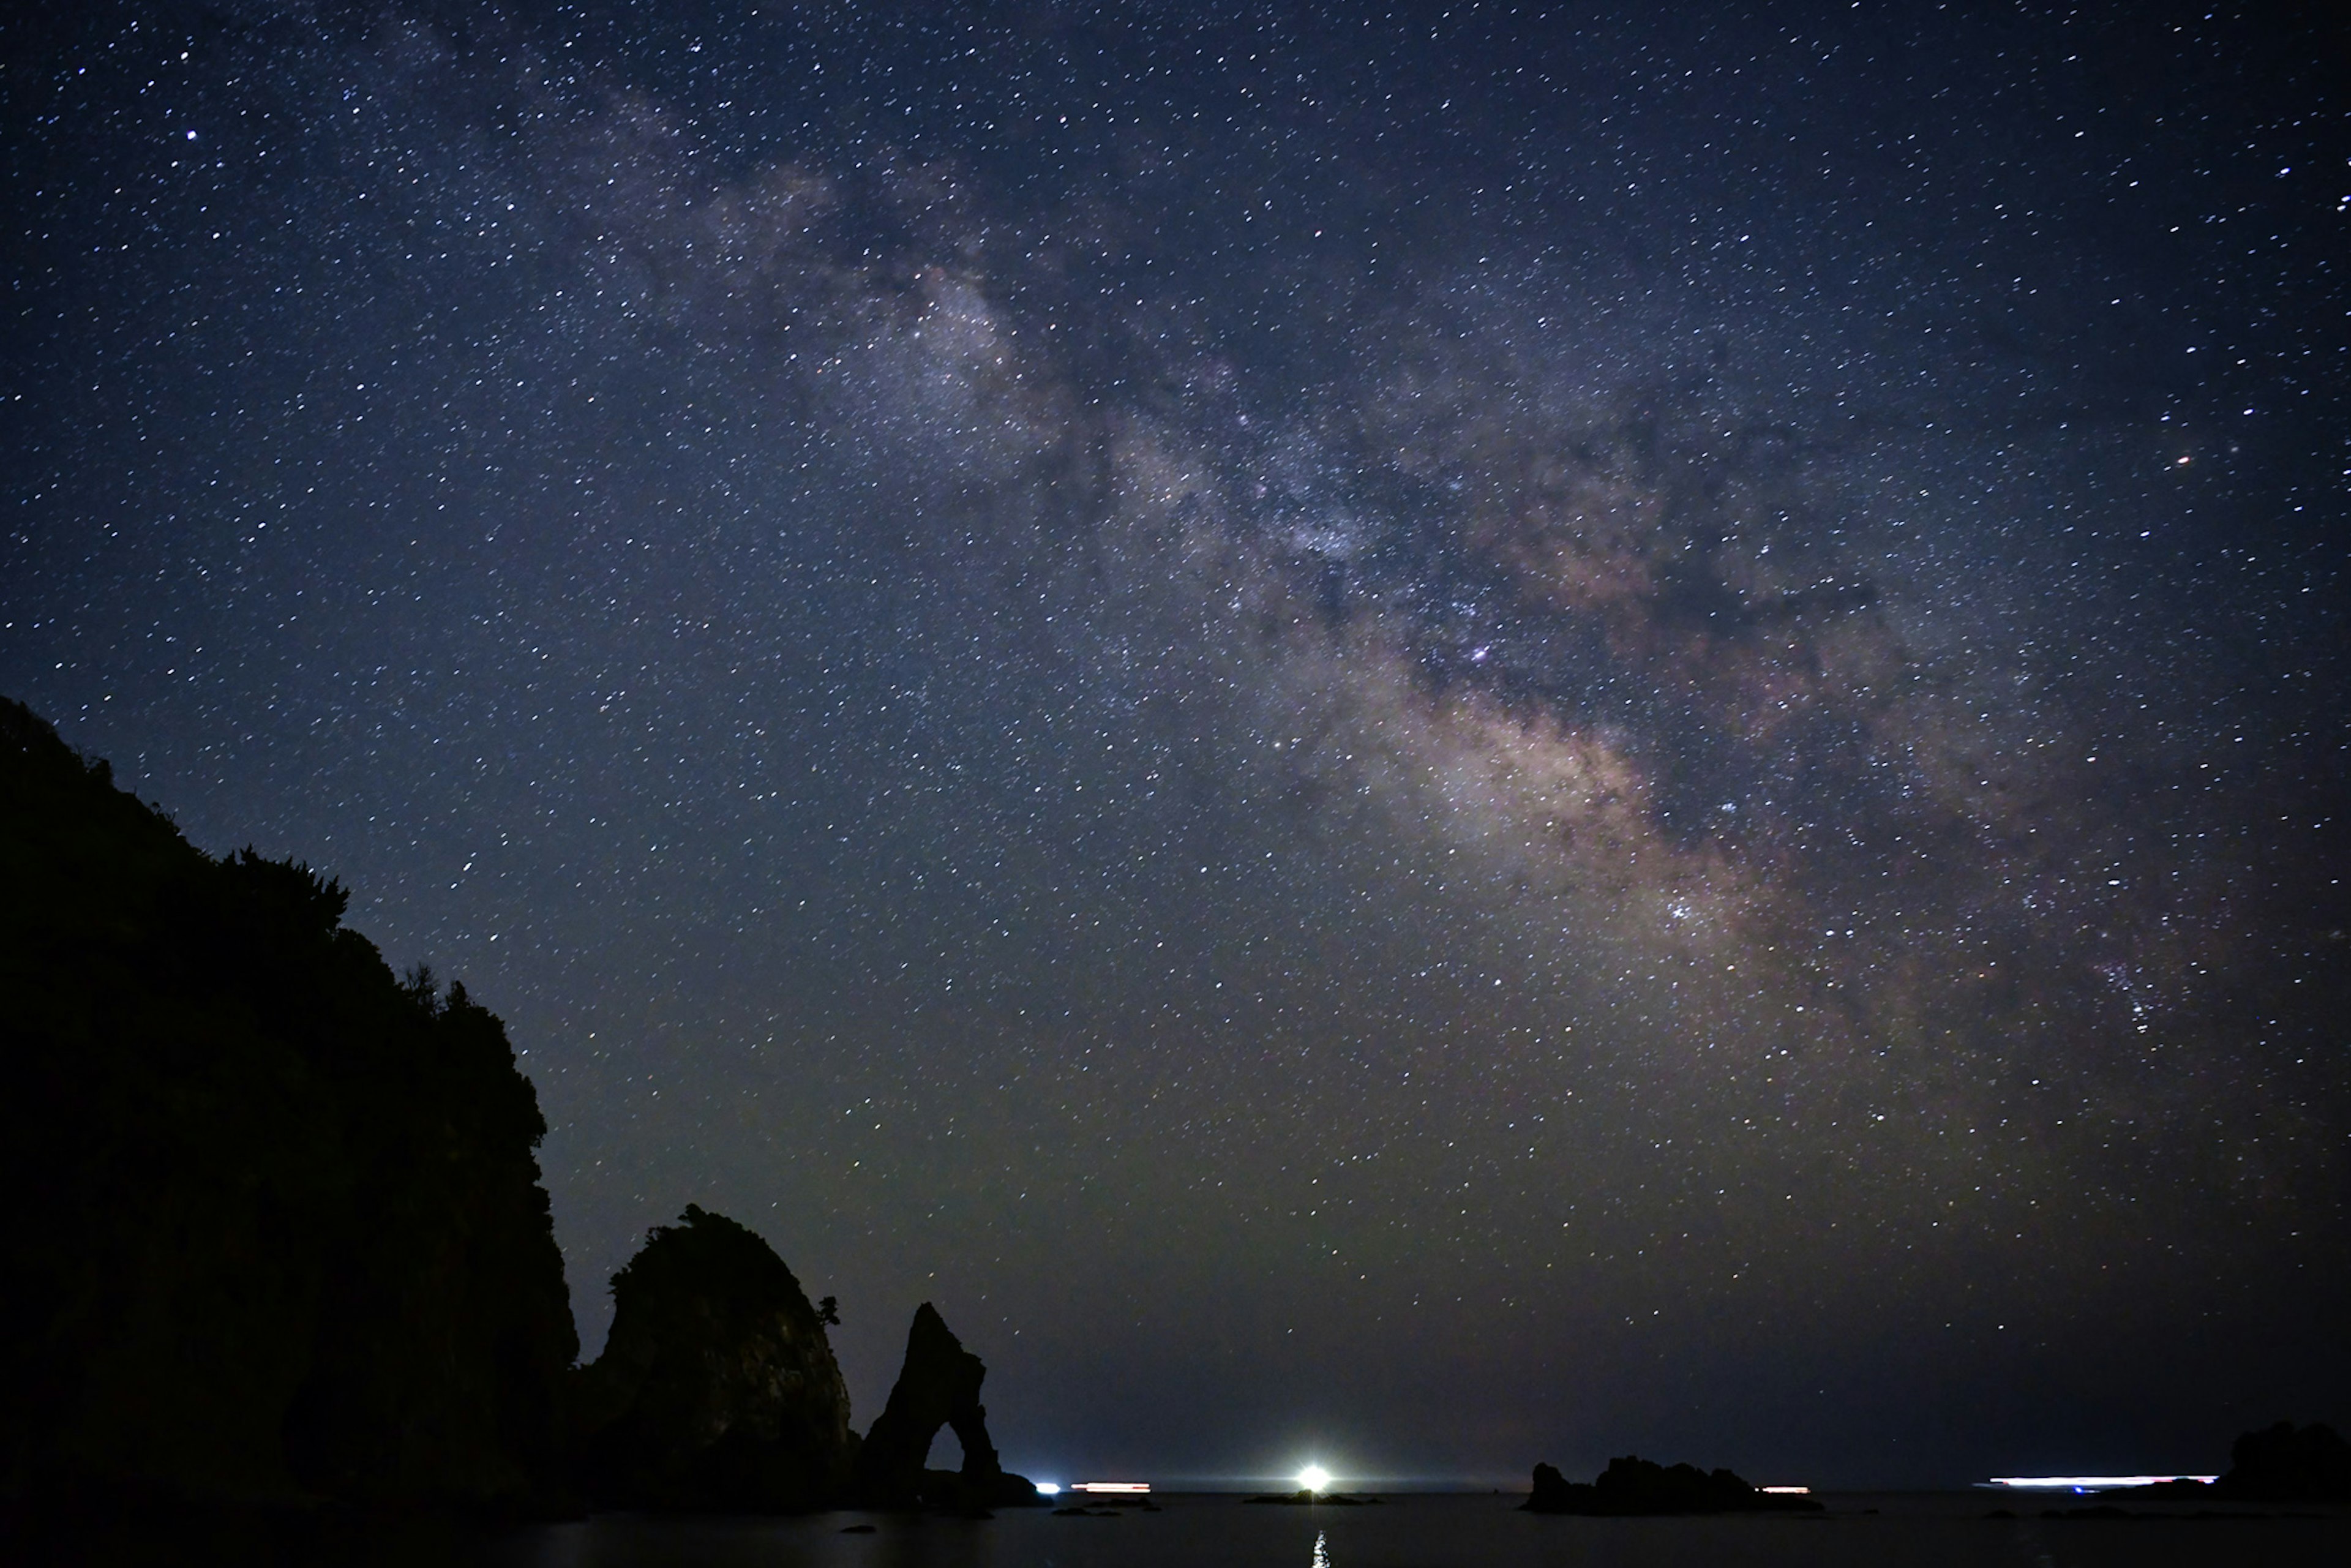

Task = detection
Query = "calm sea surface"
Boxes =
[36,1493,2351,1567]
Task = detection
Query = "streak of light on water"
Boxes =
[62,1491,2351,1567]
[1985,1474,2219,1491]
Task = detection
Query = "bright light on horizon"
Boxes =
[1297,1464,1333,1493]
[1035,1482,1061,1496]
[1986,1474,2216,1491]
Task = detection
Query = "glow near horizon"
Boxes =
[1987,1475,2218,1490]
[1297,1465,1333,1493]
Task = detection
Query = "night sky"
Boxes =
[5,0,2347,1490]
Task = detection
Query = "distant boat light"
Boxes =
[1758,1486,1810,1495]
[1073,1482,1151,1494]
[1035,1483,1061,1496]
[1986,1475,2216,1491]
[1297,1465,1333,1493]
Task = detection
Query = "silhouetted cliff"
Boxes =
[0,697,577,1512]
[1523,1455,1821,1514]
[2134,1420,2351,1502]
[574,1206,854,1510]
[2219,1420,2351,1501]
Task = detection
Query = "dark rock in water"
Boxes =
[1524,1463,1575,1514]
[2215,1421,2351,1502]
[846,1304,1042,1510]
[1521,1455,1823,1515]
[2129,1476,2213,1498]
[0,697,576,1515]
[575,1206,853,1512]
[2123,1419,2351,1504]
[1244,1490,1376,1504]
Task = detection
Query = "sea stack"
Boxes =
[849,1302,1041,1510]
[574,1206,853,1511]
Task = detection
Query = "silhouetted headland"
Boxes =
[0,696,1042,1521]
[1522,1456,1823,1515]
[1,697,576,1516]
[2128,1421,2351,1503]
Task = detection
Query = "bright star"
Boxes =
[1297,1464,1332,1493]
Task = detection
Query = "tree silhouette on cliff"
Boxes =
[0,696,576,1512]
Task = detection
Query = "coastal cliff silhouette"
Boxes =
[0,697,576,1513]
[0,696,1038,1519]
[2131,1420,2351,1503]
[12,694,2334,1523]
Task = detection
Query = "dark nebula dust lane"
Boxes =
[3,1,2345,1485]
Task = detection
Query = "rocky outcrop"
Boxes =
[574,1206,854,1512]
[847,1303,1041,1510]
[2135,1420,2351,1502]
[1523,1455,1821,1514]
[0,697,577,1514]
[1524,1462,1577,1512]
[0,694,1064,1522]
[2216,1420,2351,1501]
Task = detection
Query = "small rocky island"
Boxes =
[1523,1455,1823,1515]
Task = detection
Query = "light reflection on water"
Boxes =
[43,1493,2351,1567]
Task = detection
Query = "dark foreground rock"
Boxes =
[0,696,1056,1524]
[1523,1456,1823,1515]
[0,697,576,1515]
[847,1304,1042,1510]
[574,1207,853,1511]
[2130,1420,2351,1503]
[2221,1421,2351,1501]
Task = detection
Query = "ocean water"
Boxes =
[40,1491,2350,1567]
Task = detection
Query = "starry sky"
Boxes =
[4,0,2347,1489]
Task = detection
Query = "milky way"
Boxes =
[4,2,2344,1485]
